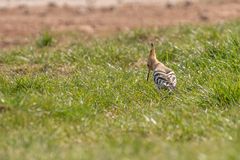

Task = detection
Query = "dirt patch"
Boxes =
[1,0,240,48]
[0,104,10,113]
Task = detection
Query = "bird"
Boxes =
[146,43,177,91]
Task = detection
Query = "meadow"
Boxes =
[0,21,240,160]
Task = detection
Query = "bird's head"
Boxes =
[147,43,159,81]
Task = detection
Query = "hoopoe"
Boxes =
[147,43,177,91]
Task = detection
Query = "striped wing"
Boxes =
[153,70,176,91]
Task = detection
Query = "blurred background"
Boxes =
[1,0,197,7]
[0,0,239,48]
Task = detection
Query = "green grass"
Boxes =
[1,21,240,160]
[36,32,54,48]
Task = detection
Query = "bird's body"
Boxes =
[147,43,177,91]
[153,63,176,91]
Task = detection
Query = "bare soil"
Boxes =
[1,0,240,48]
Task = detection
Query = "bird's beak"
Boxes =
[147,69,150,81]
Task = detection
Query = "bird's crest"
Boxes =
[149,43,156,58]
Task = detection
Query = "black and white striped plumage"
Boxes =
[153,66,177,91]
